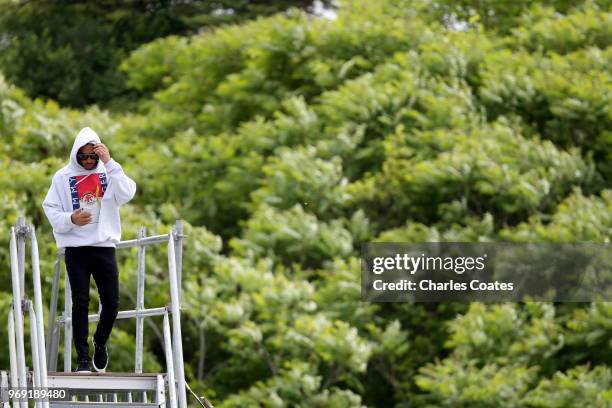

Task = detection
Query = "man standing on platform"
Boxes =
[43,127,136,372]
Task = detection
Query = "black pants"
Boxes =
[65,246,119,360]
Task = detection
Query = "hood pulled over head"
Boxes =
[69,127,102,171]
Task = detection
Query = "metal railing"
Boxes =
[4,218,188,408]
[7,218,49,408]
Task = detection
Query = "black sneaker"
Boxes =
[75,357,92,373]
[92,339,108,372]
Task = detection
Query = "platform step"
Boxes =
[47,372,161,392]
[49,403,158,407]
[42,372,166,405]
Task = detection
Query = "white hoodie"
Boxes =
[42,127,136,248]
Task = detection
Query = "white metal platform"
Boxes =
[1,218,206,408]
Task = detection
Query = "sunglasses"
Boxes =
[77,153,99,160]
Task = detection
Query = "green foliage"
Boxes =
[313,58,480,181]
[501,189,612,242]
[416,360,538,407]
[353,118,598,232]
[525,365,612,407]
[0,0,331,108]
[414,299,612,406]
[313,257,378,329]
[105,329,162,373]
[220,361,364,408]
[413,31,500,88]
[121,1,437,133]
[250,146,350,219]
[0,292,12,369]
[512,4,612,54]
[0,76,117,161]
[0,2,185,107]
[1,0,611,406]
[565,303,612,365]
[480,47,611,141]
[446,303,563,369]
[231,205,353,268]
[434,0,600,34]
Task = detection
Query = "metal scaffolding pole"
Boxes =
[168,232,187,408]
[7,308,18,408]
[27,303,42,407]
[163,311,177,408]
[58,306,168,326]
[16,218,26,300]
[135,227,146,374]
[117,234,173,249]
[30,227,49,406]
[63,273,72,373]
[174,221,183,306]
[46,252,62,371]
[9,227,28,408]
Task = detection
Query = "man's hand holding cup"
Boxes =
[71,208,93,226]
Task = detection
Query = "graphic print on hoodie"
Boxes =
[69,172,108,223]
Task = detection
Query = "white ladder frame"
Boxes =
[3,218,188,408]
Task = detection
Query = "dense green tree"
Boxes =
[434,0,604,34]
[1,0,610,406]
[0,0,333,107]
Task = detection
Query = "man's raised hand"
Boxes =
[93,143,111,164]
